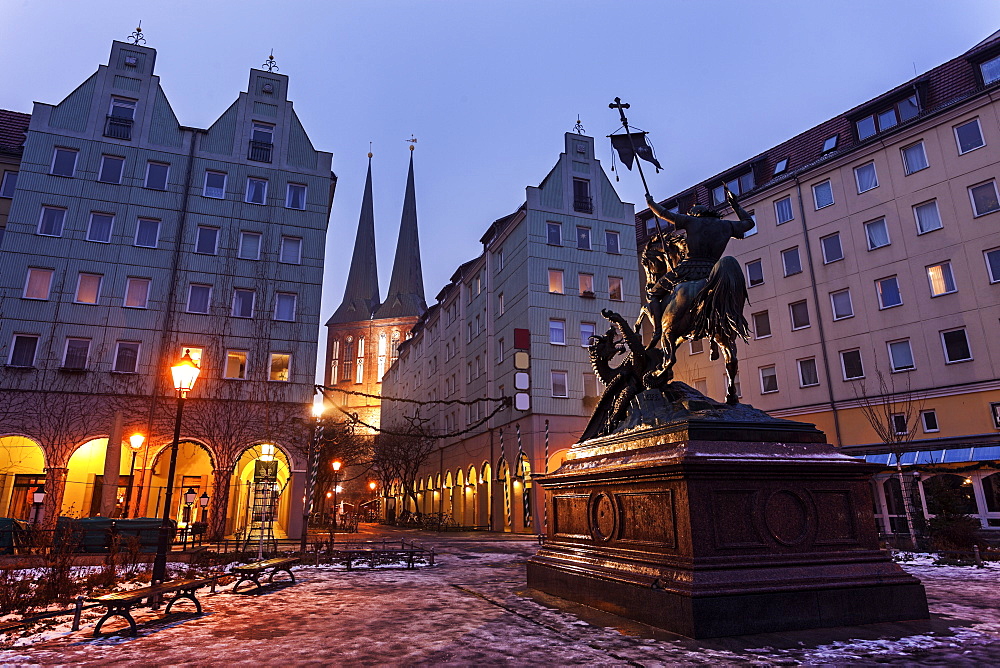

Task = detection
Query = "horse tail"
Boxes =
[691,256,750,343]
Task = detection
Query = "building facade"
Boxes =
[0,40,335,540]
[381,132,638,532]
[636,32,1000,534]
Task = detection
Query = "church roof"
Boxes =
[373,150,426,320]
[327,157,381,325]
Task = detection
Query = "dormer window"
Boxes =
[773,158,788,176]
[822,135,838,153]
[105,98,136,140]
[980,53,1000,85]
[249,122,274,163]
[711,169,755,205]
[855,94,920,141]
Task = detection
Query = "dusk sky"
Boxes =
[3,1,999,375]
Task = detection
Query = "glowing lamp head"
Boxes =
[129,433,145,450]
[171,350,201,395]
[199,491,210,508]
[332,461,342,472]
[260,444,276,462]
[33,485,46,505]
[312,402,324,419]
[184,487,197,505]
[369,481,377,491]
[326,491,332,499]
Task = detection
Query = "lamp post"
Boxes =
[151,350,200,585]
[332,461,342,531]
[31,485,46,526]
[124,433,145,518]
[300,403,324,552]
[368,481,377,521]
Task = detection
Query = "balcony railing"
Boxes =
[573,196,593,214]
[104,116,133,140]
[248,140,273,163]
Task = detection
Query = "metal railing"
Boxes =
[573,196,593,213]
[248,140,273,163]
[104,116,133,140]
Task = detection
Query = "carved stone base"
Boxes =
[526,423,929,638]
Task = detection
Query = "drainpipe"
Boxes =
[794,177,843,446]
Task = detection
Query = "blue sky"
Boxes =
[3,0,999,372]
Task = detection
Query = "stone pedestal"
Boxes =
[526,420,928,638]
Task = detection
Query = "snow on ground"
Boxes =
[0,530,998,666]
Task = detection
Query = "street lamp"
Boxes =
[124,433,145,518]
[31,485,45,526]
[199,491,210,523]
[151,350,200,585]
[332,461,342,531]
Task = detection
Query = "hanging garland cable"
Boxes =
[317,384,507,407]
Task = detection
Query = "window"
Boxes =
[901,142,928,174]
[583,372,598,398]
[876,276,902,309]
[773,158,788,176]
[9,335,38,367]
[692,378,708,395]
[124,278,150,308]
[913,200,942,234]
[970,181,1000,216]
[105,98,135,139]
[821,135,838,153]
[892,413,909,436]
[921,410,939,433]
[572,179,591,213]
[774,196,793,224]
[187,284,211,313]
[232,289,255,317]
[38,207,66,236]
[497,292,504,315]
[752,311,771,338]
[888,339,915,372]
[546,222,561,245]
[608,276,623,301]
[75,273,101,304]
[135,218,160,248]
[580,322,596,346]
[286,183,306,209]
[98,155,125,184]
[269,353,290,381]
[86,213,114,243]
[854,163,878,193]
[204,171,226,198]
[62,338,90,370]
[280,236,302,264]
[145,162,169,190]
[239,231,261,260]
[864,218,890,249]
[979,54,1000,85]
[746,260,764,287]
[549,319,565,345]
[690,339,704,355]
[51,148,78,176]
[110,97,136,119]
[781,247,801,276]
[711,170,755,205]
[24,268,53,300]
[0,171,17,197]
[840,350,864,380]
[789,300,810,329]
[275,293,296,321]
[855,95,919,140]
[941,328,972,363]
[246,177,267,204]
[985,248,1000,283]
[551,371,568,397]
[496,248,504,272]
[743,211,758,237]
[113,342,140,373]
[605,230,620,254]
[954,118,985,154]
[821,233,843,263]
[548,269,564,294]
[497,338,505,363]
[812,180,834,209]
[798,358,819,387]
[830,289,853,320]
[225,351,248,379]
[195,226,219,254]
[576,227,591,250]
[760,366,778,393]
[578,273,594,296]
[926,262,956,296]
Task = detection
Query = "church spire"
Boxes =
[374,145,426,319]
[327,154,381,325]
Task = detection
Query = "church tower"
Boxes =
[324,147,426,430]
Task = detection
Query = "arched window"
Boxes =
[343,337,354,383]
[355,337,365,384]
[330,339,340,384]
[391,331,401,364]
[377,331,387,381]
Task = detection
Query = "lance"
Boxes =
[609,97,668,251]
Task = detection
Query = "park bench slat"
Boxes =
[85,577,213,637]
[231,557,299,593]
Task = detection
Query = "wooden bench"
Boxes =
[230,556,299,593]
[86,577,213,637]
[334,548,422,571]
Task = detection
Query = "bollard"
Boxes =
[429,548,435,567]
[211,575,217,594]
[71,596,84,631]
[152,580,161,609]
[974,545,983,567]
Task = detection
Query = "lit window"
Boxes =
[75,273,102,304]
[286,183,306,209]
[551,370,568,397]
[239,231,261,260]
[864,218,890,249]
[781,247,801,276]
[135,218,160,248]
[969,181,1000,216]
[579,273,594,296]
[830,289,853,320]
[187,284,211,313]
[62,338,90,370]
[774,197,793,224]
[921,410,939,433]
[789,300,810,330]
[840,350,864,380]
[821,233,843,263]
[87,213,114,243]
[204,171,226,198]
[985,248,1000,283]
[926,262,956,296]
[246,177,267,204]
[577,227,591,250]
[914,200,943,234]
[954,119,985,154]
[113,342,140,373]
[854,162,878,193]
[979,53,1000,85]
[549,319,565,345]
[548,269,564,294]
[812,180,834,209]
[941,328,972,363]
[38,207,66,237]
[547,222,561,245]
[876,276,902,309]
[232,289,255,317]
[195,226,219,254]
[773,158,788,176]
[9,335,38,367]
[821,135,838,153]
[24,268,53,300]
[760,366,778,393]
[225,351,248,379]
[798,358,819,387]
[752,311,771,338]
[605,230,620,254]
[580,322,596,346]
[746,260,764,287]
[98,155,125,184]
[901,142,928,174]
[888,339,915,372]
[124,278,150,308]
[280,236,302,264]
[269,353,290,381]
[51,148,78,176]
[275,292,296,321]
[145,162,169,190]
[608,276,623,301]
[0,171,18,198]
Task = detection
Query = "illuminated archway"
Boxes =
[479,462,493,530]
[227,443,292,539]
[62,438,132,519]
[147,441,215,526]
[0,436,45,521]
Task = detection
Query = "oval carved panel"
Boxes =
[589,492,618,543]
[763,490,811,546]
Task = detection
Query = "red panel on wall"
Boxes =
[514,328,530,350]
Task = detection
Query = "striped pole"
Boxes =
[543,419,549,536]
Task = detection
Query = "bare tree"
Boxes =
[371,409,438,520]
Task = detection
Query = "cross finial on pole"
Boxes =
[406,134,417,151]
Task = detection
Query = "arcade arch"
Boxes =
[0,436,45,521]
